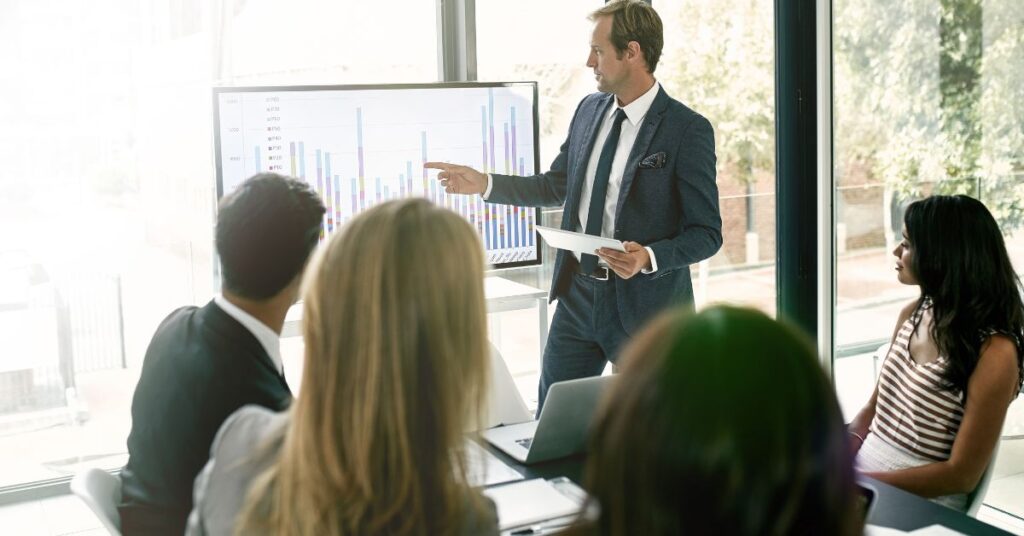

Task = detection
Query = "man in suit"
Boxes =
[426,0,721,411]
[118,173,325,535]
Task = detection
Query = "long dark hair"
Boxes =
[903,195,1024,400]
[564,306,860,536]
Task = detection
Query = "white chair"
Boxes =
[483,343,532,429]
[965,443,998,517]
[872,342,891,379]
[70,468,122,536]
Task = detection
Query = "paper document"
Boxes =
[865,525,910,536]
[864,524,966,536]
[483,478,583,531]
[908,526,967,536]
[535,226,625,257]
[464,440,525,488]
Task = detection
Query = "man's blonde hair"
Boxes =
[590,0,664,74]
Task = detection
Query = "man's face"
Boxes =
[586,16,629,95]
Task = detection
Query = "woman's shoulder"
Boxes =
[898,298,923,321]
[212,405,290,460]
[974,331,1023,398]
[187,407,289,535]
[890,298,922,333]
[979,332,1021,369]
[459,490,499,536]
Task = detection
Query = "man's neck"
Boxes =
[221,290,291,335]
[615,76,657,107]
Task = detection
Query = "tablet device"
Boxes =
[535,226,625,257]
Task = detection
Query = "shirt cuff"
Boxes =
[641,246,658,274]
[482,174,494,200]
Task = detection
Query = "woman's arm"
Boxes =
[847,300,919,454]
[863,335,1019,496]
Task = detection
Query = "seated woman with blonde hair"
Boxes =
[186,198,497,535]
[563,305,862,535]
[848,195,1024,510]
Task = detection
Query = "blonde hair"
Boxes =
[236,199,490,535]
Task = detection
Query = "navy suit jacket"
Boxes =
[489,87,722,333]
[118,301,291,536]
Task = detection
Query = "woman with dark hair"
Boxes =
[563,306,861,535]
[848,194,1024,510]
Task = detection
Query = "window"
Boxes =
[0,0,437,491]
[833,0,1024,517]
[475,0,598,404]
[658,0,777,315]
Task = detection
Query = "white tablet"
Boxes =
[535,226,626,257]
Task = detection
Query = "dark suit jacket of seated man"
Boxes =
[118,173,325,535]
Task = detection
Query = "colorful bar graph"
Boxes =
[333,175,341,232]
[357,109,366,211]
[289,142,296,176]
[255,93,537,265]
[421,132,428,197]
[326,154,336,233]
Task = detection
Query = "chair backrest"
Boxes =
[482,343,532,429]
[872,341,892,379]
[70,468,122,536]
[965,442,999,517]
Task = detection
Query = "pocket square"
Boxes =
[639,152,666,169]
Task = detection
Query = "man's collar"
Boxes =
[613,80,661,126]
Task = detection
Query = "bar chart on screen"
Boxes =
[216,84,541,267]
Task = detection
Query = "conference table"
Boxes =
[483,445,1013,535]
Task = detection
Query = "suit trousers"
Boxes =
[538,266,631,414]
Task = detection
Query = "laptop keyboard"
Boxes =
[515,437,533,450]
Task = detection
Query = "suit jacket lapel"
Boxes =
[614,87,669,223]
[564,94,615,230]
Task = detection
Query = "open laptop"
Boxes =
[482,375,613,464]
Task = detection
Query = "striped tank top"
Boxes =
[870,298,962,462]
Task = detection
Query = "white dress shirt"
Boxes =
[213,294,284,376]
[484,81,662,272]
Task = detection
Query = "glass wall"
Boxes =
[0,0,437,491]
[659,0,777,316]
[832,0,1024,518]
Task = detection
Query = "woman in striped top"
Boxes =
[848,195,1024,510]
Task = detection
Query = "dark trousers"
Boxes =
[537,271,631,414]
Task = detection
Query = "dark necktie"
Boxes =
[579,108,627,274]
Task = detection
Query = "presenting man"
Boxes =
[118,173,325,535]
[426,0,721,410]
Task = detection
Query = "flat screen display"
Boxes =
[213,82,542,268]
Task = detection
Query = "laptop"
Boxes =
[482,375,613,464]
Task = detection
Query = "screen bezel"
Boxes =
[212,81,543,270]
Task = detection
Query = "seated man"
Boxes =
[118,173,325,535]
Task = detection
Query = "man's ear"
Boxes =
[626,40,644,65]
